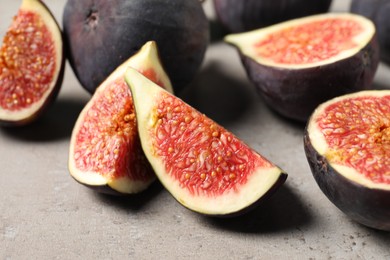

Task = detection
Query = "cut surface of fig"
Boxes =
[225,13,379,121]
[305,90,390,230]
[0,0,64,126]
[68,41,173,195]
[125,67,287,216]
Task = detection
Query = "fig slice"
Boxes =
[304,90,390,231]
[225,13,379,122]
[125,67,287,216]
[68,41,173,195]
[0,0,65,126]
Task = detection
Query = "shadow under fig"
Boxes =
[1,96,86,142]
[93,181,164,212]
[179,62,253,126]
[204,184,313,233]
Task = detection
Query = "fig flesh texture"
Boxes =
[125,67,287,216]
[213,0,332,33]
[225,13,379,122]
[0,0,64,126]
[63,0,209,94]
[351,0,390,64]
[68,41,173,195]
[304,90,390,231]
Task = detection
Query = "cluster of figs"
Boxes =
[0,0,389,231]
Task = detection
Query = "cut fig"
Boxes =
[351,0,390,64]
[63,0,209,94]
[213,0,332,33]
[225,13,379,122]
[304,90,390,231]
[125,67,287,216]
[68,41,173,195]
[0,0,65,126]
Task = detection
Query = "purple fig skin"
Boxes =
[238,37,379,122]
[304,132,390,231]
[351,0,390,64]
[213,0,332,33]
[63,0,209,94]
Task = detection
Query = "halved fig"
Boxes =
[125,67,287,216]
[0,0,65,126]
[225,13,379,122]
[304,90,390,231]
[68,41,173,195]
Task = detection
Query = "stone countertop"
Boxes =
[1,0,389,259]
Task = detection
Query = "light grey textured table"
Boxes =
[1,0,389,259]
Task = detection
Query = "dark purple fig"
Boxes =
[304,90,390,231]
[225,13,379,122]
[213,0,332,33]
[351,0,390,64]
[63,0,209,94]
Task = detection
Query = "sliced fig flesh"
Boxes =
[225,13,379,122]
[68,41,173,195]
[0,0,64,126]
[304,90,390,230]
[125,67,287,216]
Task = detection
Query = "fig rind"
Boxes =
[304,90,390,231]
[225,13,379,122]
[0,0,65,126]
[125,67,287,216]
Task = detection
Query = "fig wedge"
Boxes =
[0,0,64,126]
[125,67,287,216]
[68,41,172,195]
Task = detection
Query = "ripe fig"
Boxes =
[125,67,287,216]
[0,0,64,126]
[68,41,173,195]
[213,0,332,33]
[350,0,390,64]
[225,13,379,122]
[63,0,209,94]
[304,90,390,231]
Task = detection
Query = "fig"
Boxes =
[213,0,332,33]
[225,13,379,122]
[63,0,209,94]
[124,67,287,216]
[68,41,173,195]
[351,0,390,64]
[304,90,390,231]
[0,0,64,126]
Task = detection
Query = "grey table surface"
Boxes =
[1,0,389,259]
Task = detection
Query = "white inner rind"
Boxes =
[0,0,63,122]
[125,67,286,215]
[224,13,376,69]
[308,90,390,191]
[68,41,171,194]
